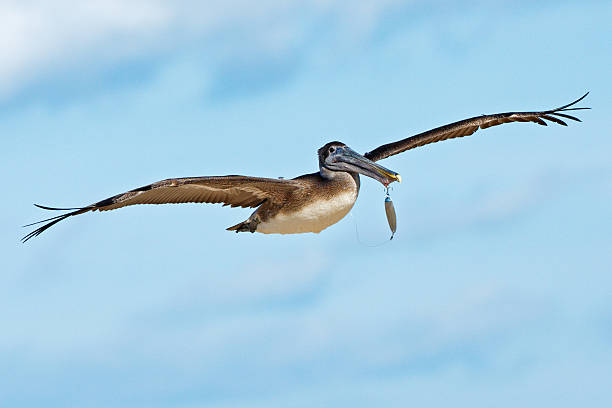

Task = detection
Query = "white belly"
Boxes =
[256,191,357,234]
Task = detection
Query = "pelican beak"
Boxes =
[336,147,401,186]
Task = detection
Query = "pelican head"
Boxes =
[318,141,401,186]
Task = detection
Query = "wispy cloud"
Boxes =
[0,1,168,96]
[2,0,601,105]
[0,0,409,103]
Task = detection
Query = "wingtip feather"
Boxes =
[34,203,83,211]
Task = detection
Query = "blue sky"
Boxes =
[2,1,611,407]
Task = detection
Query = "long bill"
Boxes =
[337,147,402,186]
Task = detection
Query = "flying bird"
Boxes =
[22,93,589,242]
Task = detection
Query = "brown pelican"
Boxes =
[22,93,589,242]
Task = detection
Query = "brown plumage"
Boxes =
[364,92,589,162]
[22,93,589,242]
[22,176,302,241]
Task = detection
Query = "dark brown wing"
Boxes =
[364,93,589,162]
[22,175,301,242]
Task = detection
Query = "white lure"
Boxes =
[384,192,397,240]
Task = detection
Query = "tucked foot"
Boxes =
[226,217,259,233]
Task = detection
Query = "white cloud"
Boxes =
[0,1,170,96]
[0,0,406,101]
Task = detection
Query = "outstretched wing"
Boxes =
[22,175,301,242]
[364,93,589,162]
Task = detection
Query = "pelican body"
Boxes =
[22,93,589,242]
[236,170,361,234]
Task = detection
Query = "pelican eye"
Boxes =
[328,146,336,154]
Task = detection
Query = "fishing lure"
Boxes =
[384,188,397,240]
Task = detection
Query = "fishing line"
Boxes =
[351,186,397,247]
[351,212,390,247]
